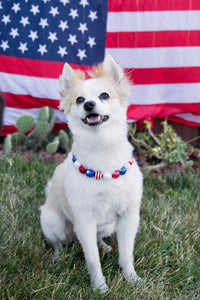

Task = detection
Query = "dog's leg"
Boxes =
[116,207,141,283]
[40,205,68,259]
[98,238,112,253]
[74,221,109,293]
[97,223,114,253]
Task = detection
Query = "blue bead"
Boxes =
[72,155,77,163]
[85,169,95,177]
[120,166,127,175]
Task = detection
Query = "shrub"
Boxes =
[129,118,195,167]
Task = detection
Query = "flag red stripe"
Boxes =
[127,103,200,120]
[1,125,17,136]
[108,0,200,12]
[0,55,63,78]
[128,67,200,85]
[106,31,200,48]
[3,92,60,109]
[0,55,91,78]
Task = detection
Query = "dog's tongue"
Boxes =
[87,114,100,124]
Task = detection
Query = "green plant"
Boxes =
[129,118,194,168]
[3,106,72,155]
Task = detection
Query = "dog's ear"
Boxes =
[102,54,124,84]
[59,63,85,97]
[101,54,131,106]
[59,63,74,92]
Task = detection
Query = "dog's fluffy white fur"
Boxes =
[40,55,143,292]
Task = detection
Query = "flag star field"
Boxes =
[0,0,107,65]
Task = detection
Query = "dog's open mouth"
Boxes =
[82,114,109,126]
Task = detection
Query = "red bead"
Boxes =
[79,165,87,174]
[112,170,120,179]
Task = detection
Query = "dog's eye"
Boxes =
[76,96,85,104]
[99,92,110,100]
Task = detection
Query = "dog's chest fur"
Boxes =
[63,153,137,227]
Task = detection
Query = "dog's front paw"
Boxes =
[93,279,109,294]
[127,273,142,285]
[99,238,112,253]
[98,283,109,294]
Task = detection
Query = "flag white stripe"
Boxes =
[106,47,200,68]
[1,70,200,105]
[107,11,200,32]
[130,83,200,105]
[174,113,200,123]
[3,107,67,126]
[0,72,60,100]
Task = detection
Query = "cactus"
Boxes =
[48,106,53,122]
[3,134,12,156]
[33,121,50,138]
[16,115,35,134]
[59,130,69,151]
[49,115,56,131]
[38,106,50,122]
[3,106,72,156]
[46,137,59,154]
[11,132,25,146]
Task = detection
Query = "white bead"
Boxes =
[74,160,81,168]
[125,162,131,169]
[103,173,112,180]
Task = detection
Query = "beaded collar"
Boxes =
[69,152,134,181]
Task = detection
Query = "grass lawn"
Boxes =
[0,155,199,299]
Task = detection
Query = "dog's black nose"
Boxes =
[84,101,96,112]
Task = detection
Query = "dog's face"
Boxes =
[59,55,131,134]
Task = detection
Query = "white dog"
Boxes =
[40,54,143,293]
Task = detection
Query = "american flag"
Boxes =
[1,0,200,136]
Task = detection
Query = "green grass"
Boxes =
[0,155,199,299]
